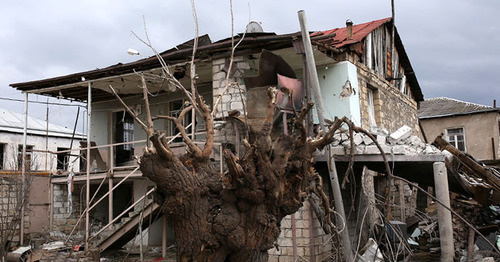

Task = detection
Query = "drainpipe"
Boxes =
[298,10,353,261]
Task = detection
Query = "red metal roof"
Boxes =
[312,17,392,48]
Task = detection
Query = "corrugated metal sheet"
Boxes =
[0,108,85,138]
[312,17,392,49]
[418,97,499,119]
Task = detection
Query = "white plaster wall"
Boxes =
[0,132,81,172]
[317,61,362,126]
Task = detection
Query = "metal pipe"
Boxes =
[298,10,326,133]
[298,10,353,261]
[85,82,91,248]
[91,187,155,238]
[20,92,28,244]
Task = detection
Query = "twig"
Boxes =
[108,85,148,132]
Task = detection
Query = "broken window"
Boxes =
[446,127,466,151]
[367,88,377,127]
[17,145,33,171]
[57,147,70,171]
[168,99,192,142]
[114,111,135,166]
[0,144,4,170]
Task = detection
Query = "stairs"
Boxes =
[97,201,162,252]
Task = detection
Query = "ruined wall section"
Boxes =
[212,56,251,155]
[268,201,333,261]
[356,62,420,135]
[52,183,82,234]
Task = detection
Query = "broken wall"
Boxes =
[357,62,420,135]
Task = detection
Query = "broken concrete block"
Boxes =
[363,135,374,145]
[392,145,405,155]
[365,145,391,155]
[331,146,345,155]
[370,126,389,136]
[341,132,348,141]
[425,144,435,154]
[353,133,364,146]
[388,125,412,144]
[332,139,340,147]
[376,135,386,145]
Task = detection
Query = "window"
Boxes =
[367,88,377,127]
[17,145,33,171]
[0,144,4,170]
[57,147,70,170]
[168,100,192,142]
[114,111,135,166]
[446,128,466,151]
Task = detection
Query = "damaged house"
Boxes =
[9,16,496,261]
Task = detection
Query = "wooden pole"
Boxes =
[433,162,454,262]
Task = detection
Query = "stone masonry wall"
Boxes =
[212,56,251,154]
[355,61,420,135]
[52,183,82,234]
[0,176,29,244]
[268,201,333,261]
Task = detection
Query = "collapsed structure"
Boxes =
[8,16,499,261]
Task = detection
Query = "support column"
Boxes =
[433,162,454,262]
[85,82,92,248]
[20,92,28,244]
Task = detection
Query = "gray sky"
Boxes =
[1,1,499,129]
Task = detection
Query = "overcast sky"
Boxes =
[1,1,499,129]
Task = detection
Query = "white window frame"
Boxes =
[445,127,466,152]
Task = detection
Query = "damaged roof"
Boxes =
[10,18,423,102]
[0,107,85,138]
[418,97,499,119]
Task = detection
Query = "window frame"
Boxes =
[445,127,466,152]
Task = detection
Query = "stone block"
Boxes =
[362,135,374,145]
[236,61,250,70]
[53,202,63,208]
[388,125,412,144]
[213,58,226,65]
[392,145,405,155]
[376,135,387,145]
[353,133,363,146]
[213,72,227,81]
[331,146,345,155]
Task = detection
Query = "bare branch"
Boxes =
[141,75,155,151]
[154,106,202,158]
[108,85,148,132]
[310,117,343,150]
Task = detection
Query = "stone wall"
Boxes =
[268,201,333,261]
[52,183,82,234]
[212,56,252,154]
[355,62,420,135]
[0,176,30,244]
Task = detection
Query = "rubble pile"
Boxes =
[330,125,441,156]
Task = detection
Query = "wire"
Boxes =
[0,97,86,107]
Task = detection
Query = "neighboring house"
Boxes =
[10,18,436,260]
[0,107,85,241]
[418,97,500,163]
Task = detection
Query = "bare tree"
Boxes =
[0,147,35,260]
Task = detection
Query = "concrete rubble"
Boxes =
[330,125,442,156]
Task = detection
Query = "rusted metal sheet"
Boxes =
[311,17,391,49]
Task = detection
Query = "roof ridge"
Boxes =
[425,97,492,109]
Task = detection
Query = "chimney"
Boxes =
[346,19,353,39]
[494,99,497,108]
